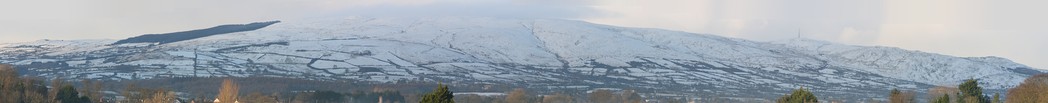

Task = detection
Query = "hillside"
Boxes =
[0,17,1040,99]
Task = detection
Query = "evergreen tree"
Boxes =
[957,79,987,103]
[931,94,950,103]
[420,83,454,103]
[777,87,818,103]
[55,85,89,103]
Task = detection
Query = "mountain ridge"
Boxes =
[0,16,1040,100]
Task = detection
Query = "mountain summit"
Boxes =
[0,17,1040,99]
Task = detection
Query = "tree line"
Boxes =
[1,64,410,103]
[775,74,1048,103]
[419,84,646,103]
[1,64,104,103]
[10,62,1048,103]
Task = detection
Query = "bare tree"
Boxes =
[0,64,16,103]
[49,77,66,100]
[218,78,240,103]
[621,90,643,103]
[927,86,958,102]
[888,89,915,103]
[589,90,617,103]
[505,88,529,103]
[79,79,104,103]
[145,91,177,103]
[1007,74,1048,103]
[542,92,573,103]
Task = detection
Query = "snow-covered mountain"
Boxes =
[0,17,1040,99]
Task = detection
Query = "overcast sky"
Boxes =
[1,0,1045,69]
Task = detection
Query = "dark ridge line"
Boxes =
[111,21,281,45]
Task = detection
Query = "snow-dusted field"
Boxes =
[0,16,1040,99]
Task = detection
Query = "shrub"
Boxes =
[420,83,454,103]
[777,87,818,103]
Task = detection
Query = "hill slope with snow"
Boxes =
[0,17,1040,99]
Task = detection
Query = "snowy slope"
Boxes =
[0,16,1041,99]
